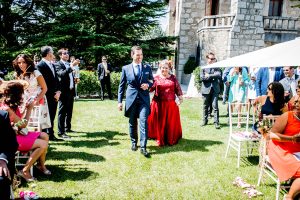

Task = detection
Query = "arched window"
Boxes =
[268,0,283,16]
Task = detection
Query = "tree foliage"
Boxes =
[0,0,176,71]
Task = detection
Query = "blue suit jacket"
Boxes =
[118,63,154,117]
[255,67,284,96]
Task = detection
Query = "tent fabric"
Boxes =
[202,37,300,69]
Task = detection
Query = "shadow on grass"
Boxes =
[37,165,99,182]
[52,139,120,148]
[47,151,105,162]
[242,155,259,166]
[148,138,223,154]
[70,130,127,140]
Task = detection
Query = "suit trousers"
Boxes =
[43,94,58,136]
[58,90,75,134]
[128,97,149,149]
[100,76,112,99]
[202,88,219,124]
[0,176,11,199]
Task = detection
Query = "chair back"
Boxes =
[27,105,42,131]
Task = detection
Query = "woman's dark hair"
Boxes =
[2,82,24,111]
[12,54,35,78]
[268,82,285,109]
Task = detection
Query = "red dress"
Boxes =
[148,75,183,146]
[268,111,300,181]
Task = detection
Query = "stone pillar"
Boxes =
[228,0,265,57]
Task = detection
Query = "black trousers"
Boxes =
[100,76,112,99]
[202,88,219,124]
[58,89,75,134]
[0,176,11,199]
[43,94,58,137]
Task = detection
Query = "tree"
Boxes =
[0,0,176,71]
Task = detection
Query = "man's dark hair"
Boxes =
[206,52,215,59]
[41,46,53,58]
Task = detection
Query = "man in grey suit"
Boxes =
[200,52,222,129]
[280,66,299,102]
[118,46,154,157]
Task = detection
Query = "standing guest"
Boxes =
[70,56,80,100]
[118,46,154,157]
[268,96,300,200]
[255,67,284,97]
[97,56,113,100]
[0,81,50,182]
[0,110,18,199]
[227,67,249,104]
[222,67,232,105]
[247,67,259,105]
[55,48,76,138]
[148,60,183,146]
[200,52,221,129]
[12,54,51,130]
[280,66,299,102]
[36,46,61,141]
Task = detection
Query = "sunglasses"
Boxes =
[62,52,69,55]
[208,57,216,60]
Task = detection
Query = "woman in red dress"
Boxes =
[269,95,300,199]
[148,60,183,146]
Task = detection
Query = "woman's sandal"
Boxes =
[17,170,36,182]
[36,165,51,175]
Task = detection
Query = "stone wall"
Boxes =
[198,29,231,65]
[228,0,265,57]
[175,0,205,84]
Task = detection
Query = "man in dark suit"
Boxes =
[97,56,113,100]
[200,52,222,129]
[118,46,154,157]
[55,48,77,139]
[0,110,18,199]
[36,46,61,141]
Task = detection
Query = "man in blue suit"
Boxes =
[118,46,154,157]
[255,67,284,96]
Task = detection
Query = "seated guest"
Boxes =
[268,96,300,200]
[148,59,183,146]
[0,81,50,182]
[288,80,300,111]
[0,110,18,199]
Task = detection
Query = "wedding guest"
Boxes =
[97,56,113,100]
[280,66,299,102]
[70,56,80,99]
[12,54,51,130]
[0,81,50,182]
[227,67,249,104]
[268,96,300,200]
[148,60,183,146]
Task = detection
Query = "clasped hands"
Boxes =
[0,160,10,180]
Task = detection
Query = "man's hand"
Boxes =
[118,103,123,111]
[0,160,10,180]
[140,83,149,90]
[54,91,61,102]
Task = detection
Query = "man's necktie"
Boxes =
[136,65,141,77]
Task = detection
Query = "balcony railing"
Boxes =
[197,14,235,32]
[263,16,300,32]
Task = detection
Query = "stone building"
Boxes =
[167,0,300,84]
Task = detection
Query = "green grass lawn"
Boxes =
[15,98,279,199]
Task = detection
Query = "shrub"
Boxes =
[193,66,201,92]
[4,71,15,80]
[77,70,122,97]
[77,70,100,96]
[183,56,197,74]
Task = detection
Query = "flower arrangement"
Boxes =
[257,115,272,137]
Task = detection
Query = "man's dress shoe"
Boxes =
[215,123,221,129]
[58,133,71,139]
[131,144,138,151]
[140,148,150,158]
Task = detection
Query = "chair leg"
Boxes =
[275,180,280,200]
[225,137,231,158]
[10,185,14,200]
[237,142,241,168]
[257,165,264,186]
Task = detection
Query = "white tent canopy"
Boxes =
[202,37,300,69]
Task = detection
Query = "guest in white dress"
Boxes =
[12,54,51,129]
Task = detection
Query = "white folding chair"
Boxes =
[225,102,260,168]
[27,105,42,132]
[257,115,281,200]
[15,151,33,176]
